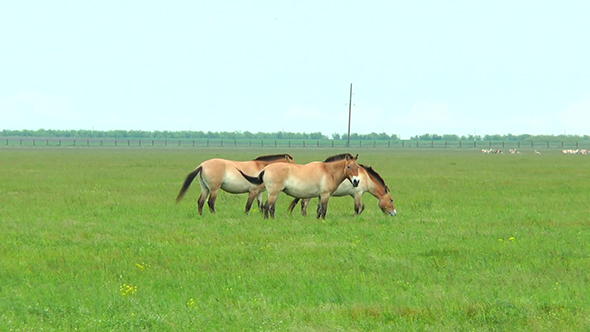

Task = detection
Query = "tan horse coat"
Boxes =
[289,164,396,216]
[238,153,360,219]
[176,154,294,214]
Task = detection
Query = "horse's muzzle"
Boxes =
[351,178,360,187]
[389,209,397,216]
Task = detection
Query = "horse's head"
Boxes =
[345,154,361,187]
[378,188,397,216]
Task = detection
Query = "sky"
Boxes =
[1,1,589,139]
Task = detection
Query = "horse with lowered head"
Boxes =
[288,160,396,216]
[238,153,360,219]
[176,154,295,214]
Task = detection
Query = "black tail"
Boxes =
[237,168,264,185]
[287,198,301,213]
[176,166,202,203]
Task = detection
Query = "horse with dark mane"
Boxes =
[288,160,396,216]
[238,153,360,219]
[176,154,295,214]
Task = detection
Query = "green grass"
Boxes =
[1,147,589,331]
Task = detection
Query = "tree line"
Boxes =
[1,129,588,141]
[0,129,398,140]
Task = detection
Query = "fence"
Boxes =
[2,138,590,150]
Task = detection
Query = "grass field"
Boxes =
[1,147,589,331]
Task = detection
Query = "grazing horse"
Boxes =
[238,153,360,219]
[176,154,295,215]
[287,163,396,216]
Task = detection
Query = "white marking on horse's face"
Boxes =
[351,176,360,187]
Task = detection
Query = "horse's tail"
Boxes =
[237,168,264,185]
[176,166,202,203]
[287,198,301,213]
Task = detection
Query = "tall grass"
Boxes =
[1,147,589,330]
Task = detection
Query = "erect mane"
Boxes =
[359,163,389,192]
[253,154,293,162]
[324,153,355,163]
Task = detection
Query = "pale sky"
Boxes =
[1,1,589,138]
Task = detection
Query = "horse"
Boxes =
[287,163,396,216]
[176,154,295,215]
[238,153,360,219]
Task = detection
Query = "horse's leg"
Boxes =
[197,191,208,215]
[301,199,310,216]
[354,195,365,215]
[256,191,265,211]
[197,181,210,215]
[207,189,219,213]
[287,198,300,214]
[264,193,279,219]
[245,190,258,214]
[317,195,330,219]
[246,188,265,214]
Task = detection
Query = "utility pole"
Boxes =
[347,83,353,147]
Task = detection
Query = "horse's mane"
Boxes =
[253,154,293,162]
[324,153,355,163]
[359,163,389,192]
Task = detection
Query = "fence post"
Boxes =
[261,140,264,147]
[318,141,320,147]
[234,140,237,147]
[289,141,291,147]
[402,141,404,148]
[474,141,476,148]
[518,142,520,148]
[101,140,103,146]
[179,140,181,147]
[249,140,251,147]
[115,140,117,146]
[152,140,154,146]
[531,141,534,148]
[221,140,223,147]
[87,139,89,146]
[388,141,391,148]
[6,139,8,145]
[502,142,505,148]
[576,142,579,148]
[459,141,462,148]
[59,140,62,146]
[562,142,564,148]
[165,140,167,146]
[375,141,377,148]
[547,141,549,148]
[303,141,305,147]
[33,139,35,146]
[431,141,434,148]
[445,141,447,148]
[139,140,141,147]
[207,140,209,147]
[74,140,77,146]
[360,140,362,147]
[128,140,130,146]
[332,141,334,148]
[276,140,278,147]
[47,139,49,146]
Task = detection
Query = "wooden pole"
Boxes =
[347,83,353,148]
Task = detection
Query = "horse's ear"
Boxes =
[355,154,358,160]
[345,154,350,161]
